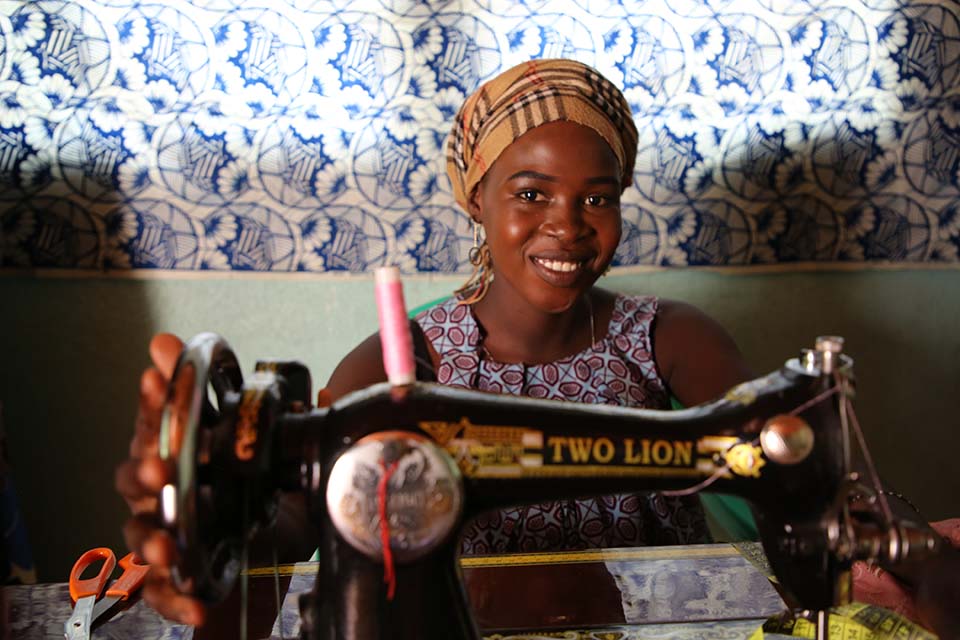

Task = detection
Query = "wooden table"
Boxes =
[6,543,786,639]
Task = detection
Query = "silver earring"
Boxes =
[457,221,492,305]
[469,222,484,265]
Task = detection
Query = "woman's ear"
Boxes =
[468,185,482,222]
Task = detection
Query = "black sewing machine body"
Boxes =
[157,334,941,640]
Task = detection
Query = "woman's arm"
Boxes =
[324,320,440,401]
[324,332,390,402]
[652,299,754,406]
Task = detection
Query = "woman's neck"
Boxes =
[470,283,598,365]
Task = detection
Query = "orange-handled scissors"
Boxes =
[64,548,150,640]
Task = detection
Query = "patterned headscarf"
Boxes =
[446,59,638,212]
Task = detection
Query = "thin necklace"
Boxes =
[586,292,596,346]
[475,293,597,362]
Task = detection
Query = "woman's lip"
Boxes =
[530,256,588,285]
[533,256,583,272]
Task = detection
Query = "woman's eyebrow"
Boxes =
[507,170,557,182]
[585,176,620,186]
[506,171,619,186]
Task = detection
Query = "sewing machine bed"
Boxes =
[5,542,787,639]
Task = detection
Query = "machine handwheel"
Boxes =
[159,332,245,603]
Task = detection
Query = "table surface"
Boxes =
[6,542,787,640]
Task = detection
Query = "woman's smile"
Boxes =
[530,253,593,288]
[533,257,583,273]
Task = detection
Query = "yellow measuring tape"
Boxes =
[749,603,937,639]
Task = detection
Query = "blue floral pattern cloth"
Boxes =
[2,1,960,272]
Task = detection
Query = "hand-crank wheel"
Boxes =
[159,332,245,603]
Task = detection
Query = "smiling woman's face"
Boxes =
[469,120,623,315]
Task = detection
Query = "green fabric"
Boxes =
[409,296,759,542]
[700,493,759,542]
[409,295,451,317]
[669,396,759,541]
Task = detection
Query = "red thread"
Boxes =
[377,459,400,600]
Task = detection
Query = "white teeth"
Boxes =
[535,258,581,273]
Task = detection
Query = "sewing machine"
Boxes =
[156,333,947,640]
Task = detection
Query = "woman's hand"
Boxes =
[114,333,206,626]
[852,518,960,636]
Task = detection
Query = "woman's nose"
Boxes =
[541,199,588,240]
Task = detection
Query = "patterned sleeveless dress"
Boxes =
[415,294,711,555]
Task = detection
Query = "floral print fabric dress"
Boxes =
[416,294,711,555]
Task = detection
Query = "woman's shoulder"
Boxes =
[652,298,749,348]
[324,332,387,402]
[415,295,479,353]
[649,297,754,406]
[596,289,658,338]
[596,290,726,336]
[414,295,462,323]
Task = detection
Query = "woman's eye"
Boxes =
[518,189,540,202]
[585,194,612,206]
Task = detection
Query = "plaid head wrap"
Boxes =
[446,59,638,212]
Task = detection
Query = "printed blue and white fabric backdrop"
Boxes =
[2,0,960,273]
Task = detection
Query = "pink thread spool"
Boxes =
[374,266,415,386]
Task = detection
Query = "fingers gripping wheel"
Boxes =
[158,332,250,603]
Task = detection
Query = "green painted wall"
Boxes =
[2,268,958,581]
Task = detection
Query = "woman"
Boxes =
[328,60,751,555]
[116,59,955,630]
